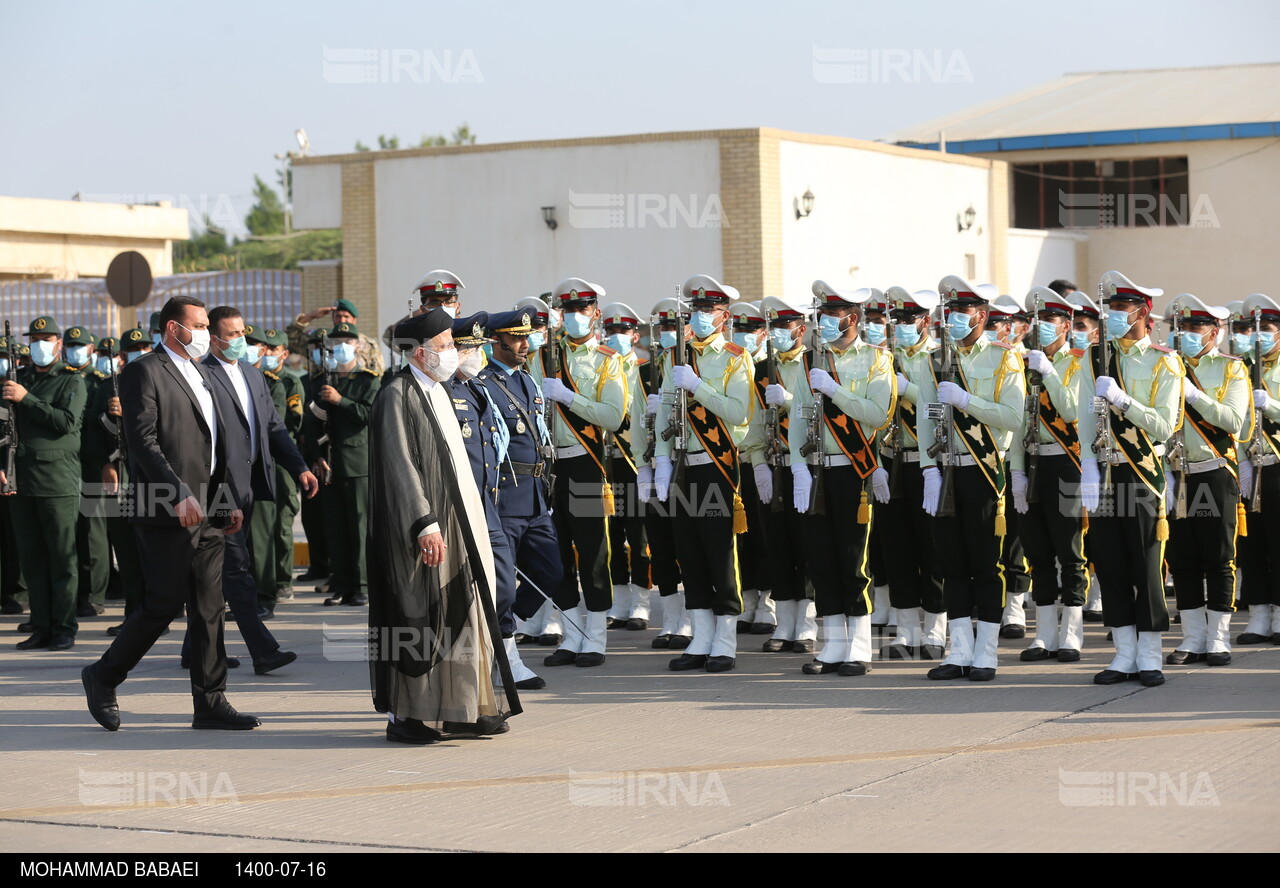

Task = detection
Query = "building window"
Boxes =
[1012,157,1190,229]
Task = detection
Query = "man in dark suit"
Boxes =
[81,296,253,731]
[195,307,318,674]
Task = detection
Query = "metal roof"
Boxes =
[886,64,1280,152]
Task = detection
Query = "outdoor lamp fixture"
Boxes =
[541,206,558,231]
[295,128,311,155]
[957,204,976,232]
[795,188,815,220]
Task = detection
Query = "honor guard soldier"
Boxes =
[2,317,88,651]
[654,275,754,672]
[530,279,627,668]
[1068,290,1107,623]
[1012,287,1088,661]
[0,335,28,615]
[1226,301,1252,358]
[304,322,380,607]
[860,290,895,633]
[1080,271,1182,687]
[919,276,1027,681]
[288,298,385,376]
[749,296,817,654]
[877,287,948,659]
[785,282,894,676]
[1237,293,1280,645]
[64,326,110,618]
[414,269,465,318]
[297,329,332,588]
[600,301,655,631]
[1164,295,1249,666]
[637,297,691,649]
[727,301,776,635]
[260,327,305,611]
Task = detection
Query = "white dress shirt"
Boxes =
[163,343,218,473]
[215,356,257,460]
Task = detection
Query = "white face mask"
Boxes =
[30,340,58,367]
[457,349,485,379]
[422,346,459,382]
[176,323,210,360]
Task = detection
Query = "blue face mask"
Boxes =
[818,314,845,343]
[562,311,594,339]
[1106,308,1135,340]
[311,347,323,367]
[1037,320,1061,347]
[243,345,261,365]
[1177,331,1204,357]
[66,345,91,367]
[606,333,633,356]
[527,330,546,351]
[30,340,57,367]
[1070,331,1091,351]
[0,358,8,376]
[151,332,163,348]
[894,322,921,347]
[332,342,356,366]
[770,328,795,352]
[261,354,281,372]
[220,335,247,361]
[95,355,114,375]
[691,311,720,339]
[126,349,147,363]
[733,331,760,352]
[660,330,679,350]
[1165,331,1177,349]
[863,322,886,346]
[1231,332,1255,354]
[1259,332,1276,354]
[946,312,975,342]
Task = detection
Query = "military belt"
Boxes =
[509,460,545,478]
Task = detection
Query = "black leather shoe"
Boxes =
[1206,651,1231,666]
[669,653,707,671]
[968,667,996,681]
[322,591,343,606]
[736,621,751,635]
[750,622,776,635]
[1057,648,1081,663]
[705,655,735,673]
[347,592,368,606]
[651,634,672,649]
[762,638,794,653]
[537,633,563,647]
[253,650,297,675]
[0,599,23,615]
[667,634,692,650]
[1138,669,1165,687]
[1172,612,1181,624]
[626,618,649,630]
[192,705,260,730]
[82,665,120,731]
[48,634,74,651]
[514,632,533,645]
[515,676,547,690]
[927,663,971,680]
[1236,632,1269,645]
[106,624,124,636]
[838,661,871,677]
[543,649,578,667]
[1093,668,1138,685]
[575,652,606,667]
[1020,646,1055,662]
[386,718,441,744]
[442,714,510,736]
[606,617,627,630]
[16,621,33,633]
[180,656,240,669]
[802,659,841,674]
[884,643,918,660]
[297,566,329,582]
[1166,650,1205,665]
[1083,610,1104,623]
[16,633,50,650]
[257,607,274,620]
[76,603,105,618]
[919,643,945,660]
[999,624,1026,639]
[792,638,815,654]
[1271,631,1280,645]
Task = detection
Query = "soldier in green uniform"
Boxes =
[2,317,87,650]
[304,322,379,606]
[259,327,304,612]
[0,336,28,614]
[298,329,332,586]
[64,326,111,618]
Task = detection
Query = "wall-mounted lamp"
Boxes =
[957,204,976,232]
[541,206,558,231]
[794,188,815,220]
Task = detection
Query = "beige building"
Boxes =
[0,195,188,281]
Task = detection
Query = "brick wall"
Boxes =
[340,161,378,323]
[718,129,782,303]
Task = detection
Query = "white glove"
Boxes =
[637,465,655,503]
[765,383,787,407]
[1026,350,1055,377]
[1255,388,1271,411]
[936,381,971,411]
[922,466,941,516]
[896,372,909,394]
[871,467,890,504]
[542,377,576,406]
[1095,376,1131,412]
[1165,472,1176,514]
[654,456,673,503]
[753,462,773,504]
[1240,457,1255,498]
[1080,458,1100,513]
[1182,377,1201,406]
[791,463,813,513]
[808,368,839,397]
[646,393,662,416]
[1012,469,1029,515]
[672,364,701,393]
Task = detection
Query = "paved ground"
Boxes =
[1,592,1276,853]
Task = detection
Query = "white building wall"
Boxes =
[291,164,342,230]
[1006,228,1087,297]
[777,140,995,298]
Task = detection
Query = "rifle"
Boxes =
[763,330,785,512]
[925,303,957,517]
[1167,309,1189,519]
[660,284,690,490]
[641,317,658,464]
[106,338,125,502]
[1024,292,1044,504]
[317,331,334,485]
[0,321,17,494]
[1092,283,1116,501]
[885,315,907,498]
[1249,307,1266,511]
[799,299,826,515]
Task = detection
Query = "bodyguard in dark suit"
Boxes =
[82,296,255,732]
[196,307,318,675]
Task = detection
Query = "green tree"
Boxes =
[244,175,285,236]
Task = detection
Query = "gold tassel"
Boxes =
[1081,511,1090,533]
[1156,513,1170,542]
[857,489,871,524]
[1237,500,1248,537]
[994,494,1007,538]
[733,491,748,534]
[602,481,615,518]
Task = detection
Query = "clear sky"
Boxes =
[1,0,1275,235]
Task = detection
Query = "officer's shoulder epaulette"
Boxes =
[1150,343,1174,354]
[597,345,618,357]
[264,370,279,380]
[1069,348,1085,358]
[723,342,746,357]
[988,340,1015,349]
[360,367,380,376]
[91,370,107,379]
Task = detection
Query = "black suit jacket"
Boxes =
[201,354,309,510]
[120,347,232,526]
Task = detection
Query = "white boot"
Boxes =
[871,585,891,625]
[1085,573,1103,614]
[660,592,684,638]
[754,590,777,628]
[500,637,542,687]
[739,589,760,628]
[709,614,739,660]
[524,601,548,637]
[1003,591,1027,628]
[1026,604,1060,652]
[1174,606,1208,654]
[1137,631,1164,673]
[1239,604,1273,642]
[795,598,818,642]
[560,606,586,653]
[686,609,716,656]
[1059,606,1085,655]
[1207,611,1233,656]
[771,599,797,642]
[630,584,652,622]
[972,620,1001,674]
[887,607,922,653]
[943,617,974,667]
[541,604,563,641]
[1106,625,1138,674]
[675,593,694,638]
[609,584,632,622]
[846,615,873,666]
[580,610,609,656]
[922,611,948,652]
[815,615,848,665]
